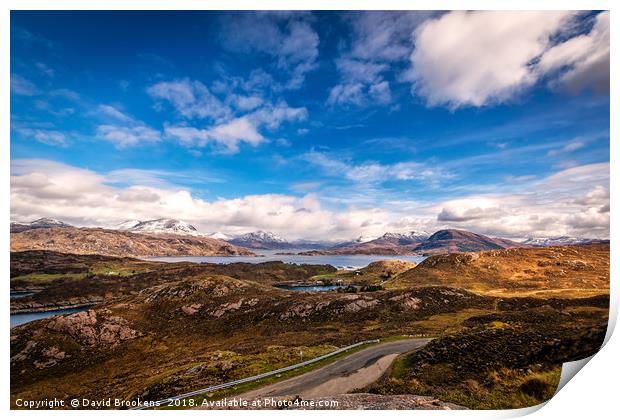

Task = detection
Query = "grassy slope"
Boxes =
[365,304,607,409]
[387,244,609,297]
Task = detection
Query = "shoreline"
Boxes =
[10,301,100,315]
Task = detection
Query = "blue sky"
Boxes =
[10,11,610,240]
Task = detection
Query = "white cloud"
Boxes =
[148,74,308,153]
[97,104,136,124]
[327,12,431,107]
[13,127,66,146]
[248,101,308,130]
[408,11,574,108]
[229,94,264,111]
[347,11,432,62]
[327,60,393,107]
[147,79,230,120]
[96,125,160,148]
[164,99,306,153]
[208,117,264,149]
[547,139,586,156]
[432,163,609,238]
[35,62,55,78]
[221,12,319,89]
[10,159,394,241]
[11,74,38,96]
[278,20,320,89]
[335,58,387,85]
[91,104,163,149]
[10,159,610,240]
[48,89,81,102]
[368,81,392,105]
[164,117,264,153]
[537,11,610,94]
[327,83,366,107]
[407,11,608,109]
[303,151,447,184]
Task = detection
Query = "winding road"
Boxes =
[235,338,430,400]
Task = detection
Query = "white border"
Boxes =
[3,1,616,419]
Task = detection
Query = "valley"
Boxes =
[9,242,609,410]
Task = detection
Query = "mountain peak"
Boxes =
[236,230,286,242]
[119,218,200,236]
[228,230,291,249]
[10,217,73,233]
[380,231,429,241]
[31,217,70,226]
[208,231,233,241]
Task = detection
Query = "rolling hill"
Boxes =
[387,243,610,296]
[10,227,255,258]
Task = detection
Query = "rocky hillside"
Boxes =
[388,243,610,297]
[228,231,289,249]
[413,229,521,254]
[301,229,522,256]
[10,251,337,313]
[360,260,418,278]
[10,249,609,409]
[332,231,428,252]
[11,273,495,404]
[367,303,607,409]
[10,227,255,257]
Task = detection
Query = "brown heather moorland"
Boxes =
[10,227,255,258]
[9,244,609,409]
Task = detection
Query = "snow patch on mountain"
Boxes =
[521,236,605,246]
[380,231,430,242]
[11,218,73,233]
[117,218,200,236]
[208,232,234,241]
[114,220,141,230]
[235,230,287,243]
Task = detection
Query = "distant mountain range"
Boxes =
[10,217,608,256]
[299,229,521,256]
[10,218,72,233]
[226,230,331,250]
[114,218,200,236]
[521,236,610,247]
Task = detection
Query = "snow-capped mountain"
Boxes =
[521,236,608,247]
[379,231,430,244]
[117,218,200,236]
[354,235,378,243]
[208,230,332,250]
[208,231,234,241]
[331,235,377,249]
[229,231,289,249]
[114,219,141,230]
[11,218,73,233]
[332,231,428,249]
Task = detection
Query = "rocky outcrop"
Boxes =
[48,309,141,347]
